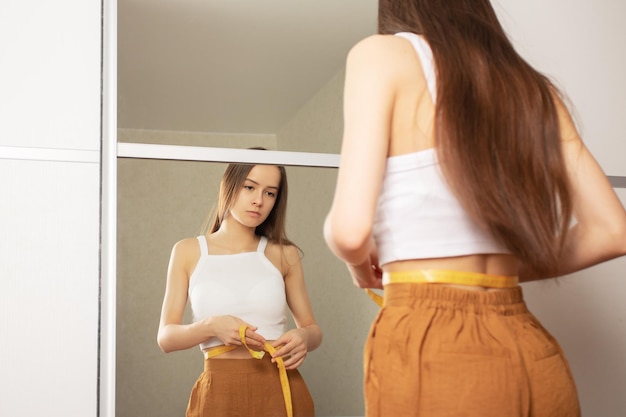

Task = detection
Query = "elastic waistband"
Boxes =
[383,282,527,315]
[383,270,519,288]
[202,354,274,373]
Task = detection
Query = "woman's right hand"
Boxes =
[205,315,266,349]
[346,256,383,289]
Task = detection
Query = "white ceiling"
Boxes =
[118,0,378,134]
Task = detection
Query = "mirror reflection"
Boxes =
[117,158,379,416]
[117,0,377,152]
[117,1,380,414]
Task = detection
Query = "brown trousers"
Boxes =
[364,284,581,417]
[186,355,315,417]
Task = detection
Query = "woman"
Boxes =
[158,161,321,417]
[324,1,626,416]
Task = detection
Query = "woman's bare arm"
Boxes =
[520,99,626,280]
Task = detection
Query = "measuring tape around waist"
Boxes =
[365,269,519,307]
[203,325,293,417]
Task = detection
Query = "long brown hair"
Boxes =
[378,0,572,276]
[202,161,295,249]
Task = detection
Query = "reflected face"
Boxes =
[229,165,281,228]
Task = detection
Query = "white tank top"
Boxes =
[372,32,510,266]
[188,235,287,350]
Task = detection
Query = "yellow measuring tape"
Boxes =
[365,269,519,307]
[203,325,293,417]
[365,288,384,307]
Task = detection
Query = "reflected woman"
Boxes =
[158,160,321,417]
[324,1,626,416]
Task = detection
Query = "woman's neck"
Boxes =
[209,219,259,253]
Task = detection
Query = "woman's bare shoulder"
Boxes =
[171,237,201,261]
[347,34,426,86]
[349,34,415,61]
[550,89,582,143]
[265,240,299,258]
[265,240,301,274]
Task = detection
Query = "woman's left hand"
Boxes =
[270,328,309,370]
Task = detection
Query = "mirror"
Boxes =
[117,0,378,153]
[117,1,379,415]
[117,157,380,416]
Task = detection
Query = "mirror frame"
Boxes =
[101,0,116,415]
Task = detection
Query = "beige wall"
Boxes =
[277,70,345,154]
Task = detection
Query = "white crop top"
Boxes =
[372,32,510,266]
[188,236,287,350]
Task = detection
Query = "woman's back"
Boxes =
[368,33,520,281]
[328,14,625,285]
